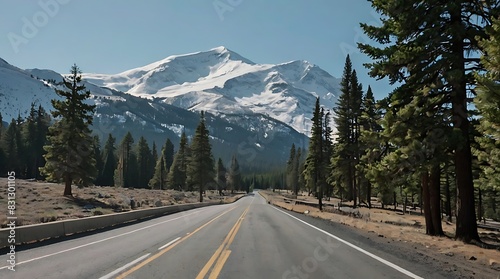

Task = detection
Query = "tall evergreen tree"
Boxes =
[168,132,190,190]
[286,144,297,192]
[114,132,135,188]
[475,16,500,220]
[150,155,167,190]
[40,64,96,195]
[227,155,242,193]
[216,158,227,195]
[186,112,215,202]
[164,138,175,172]
[151,141,158,167]
[331,56,364,206]
[15,114,25,177]
[2,119,20,174]
[358,85,380,208]
[34,105,50,179]
[100,134,117,186]
[303,98,325,210]
[23,103,38,178]
[358,1,499,241]
[92,135,104,185]
[322,109,334,200]
[136,136,153,188]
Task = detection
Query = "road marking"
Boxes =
[115,206,238,279]
[197,198,253,279]
[271,206,424,279]
[98,253,150,279]
[158,237,181,250]
[209,250,231,279]
[0,207,208,270]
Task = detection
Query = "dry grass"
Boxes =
[0,178,244,228]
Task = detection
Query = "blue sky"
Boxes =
[1,0,392,99]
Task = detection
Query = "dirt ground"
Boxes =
[260,190,500,279]
[0,178,244,228]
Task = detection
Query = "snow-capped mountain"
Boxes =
[85,47,340,136]
[0,54,312,168]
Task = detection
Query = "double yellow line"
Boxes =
[115,202,251,279]
[115,206,237,279]
[196,205,250,279]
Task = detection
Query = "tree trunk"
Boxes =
[367,181,372,209]
[403,193,407,215]
[449,8,480,243]
[64,174,72,196]
[347,162,354,204]
[445,171,452,222]
[478,187,483,223]
[429,165,444,236]
[422,172,434,235]
[393,191,397,211]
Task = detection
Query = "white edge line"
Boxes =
[158,237,181,250]
[271,206,424,279]
[0,208,208,270]
[98,253,151,279]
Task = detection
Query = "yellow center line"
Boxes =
[115,206,237,279]
[197,203,252,279]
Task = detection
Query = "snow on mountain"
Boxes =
[0,56,309,166]
[85,47,340,136]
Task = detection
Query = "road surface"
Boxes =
[0,192,449,278]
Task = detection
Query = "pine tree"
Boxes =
[164,138,174,172]
[227,155,242,194]
[357,1,496,240]
[151,142,158,168]
[358,85,380,208]
[100,134,117,186]
[24,103,37,178]
[286,144,298,194]
[186,112,215,202]
[475,16,500,220]
[150,155,167,190]
[322,109,334,200]
[168,132,189,190]
[303,98,325,210]
[2,119,19,174]
[40,64,97,195]
[114,132,135,188]
[331,56,364,206]
[295,147,303,195]
[15,114,25,177]
[34,105,50,179]
[216,158,227,195]
[136,136,153,188]
[92,135,104,185]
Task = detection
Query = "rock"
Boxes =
[489,260,500,271]
[469,256,477,261]
[155,200,163,207]
[130,199,136,209]
[378,234,384,238]
[445,252,454,257]
[304,210,310,214]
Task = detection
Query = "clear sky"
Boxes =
[0,0,392,99]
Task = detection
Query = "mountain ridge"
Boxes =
[84,46,340,135]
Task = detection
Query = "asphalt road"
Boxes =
[0,192,446,278]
